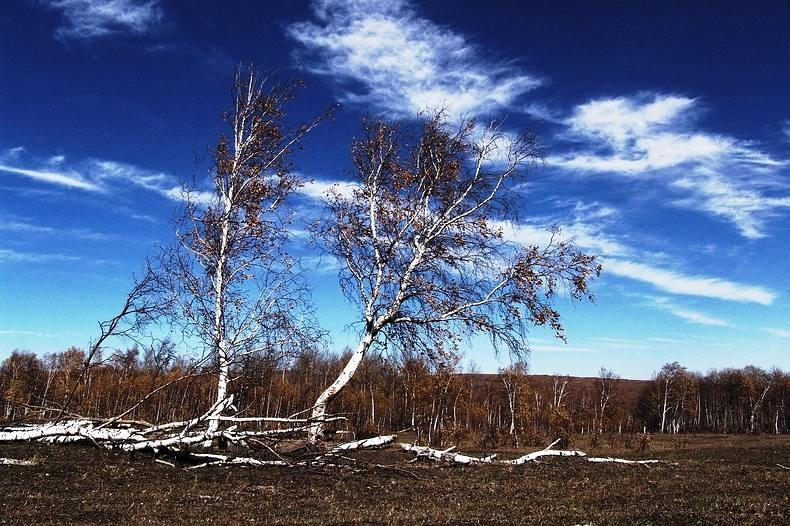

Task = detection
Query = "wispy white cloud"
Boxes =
[498,220,631,258]
[763,327,790,338]
[44,0,162,40]
[586,336,651,351]
[648,336,684,344]
[0,248,113,265]
[0,163,102,191]
[664,307,730,327]
[0,149,204,207]
[0,329,58,338]
[647,296,730,327]
[2,147,25,160]
[495,201,632,257]
[522,102,564,123]
[564,96,697,151]
[530,344,596,353]
[605,259,775,305]
[499,211,775,306]
[298,179,359,201]
[91,160,214,204]
[301,254,343,275]
[162,187,215,206]
[129,213,160,223]
[671,170,790,239]
[553,93,790,238]
[288,0,541,116]
[0,217,116,241]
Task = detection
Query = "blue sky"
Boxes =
[1,0,789,379]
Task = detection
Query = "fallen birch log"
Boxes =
[179,435,398,469]
[509,449,587,464]
[0,457,37,466]
[330,434,396,453]
[0,420,144,443]
[586,457,670,465]
[508,439,586,465]
[0,392,347,453]
[399,443,497,464]
[399,439,671,467]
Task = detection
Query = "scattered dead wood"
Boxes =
[0,392,347,465]
[0,412,672,471]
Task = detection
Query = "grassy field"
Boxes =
[1,434,788,525]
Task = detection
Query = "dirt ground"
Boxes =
[1,434,788,525]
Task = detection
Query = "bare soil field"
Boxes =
[1,434,789,525]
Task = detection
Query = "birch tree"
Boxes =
[743,366,772,433]
[308,113,600,441]
[595,367,620,434]
[499,360,529,442]
[152,66,331,433]
[654,362,686,433]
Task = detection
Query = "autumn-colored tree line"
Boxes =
[2,347,788,444]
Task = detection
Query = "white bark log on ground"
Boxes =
[508,449,588,464]
[0,420,144,443]
[0,405,343,455]
[184,451,290,469]
[399,443,497,464]
[585,457,670,465]
[329,435,396,453]
[0,457,36,466]
[184,435,398,468]
[400,438,670,467]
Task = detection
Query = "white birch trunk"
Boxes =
[308,330,376,442]
[660,382,669,434]
[208,194,232,435]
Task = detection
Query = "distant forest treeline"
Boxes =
[1,346,788,444]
